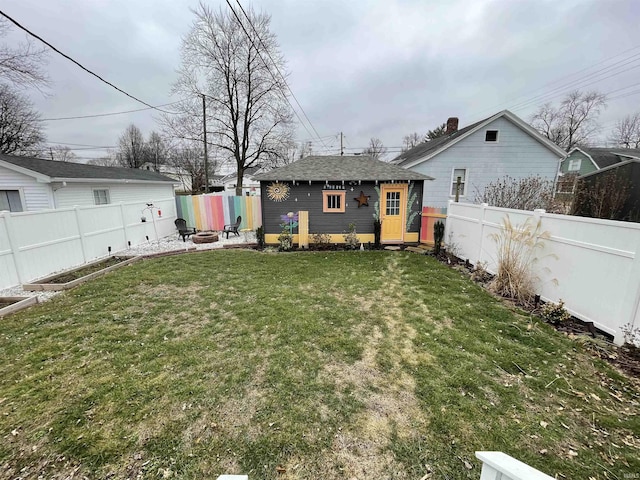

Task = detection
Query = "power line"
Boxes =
[227,0,328,149]
[0,9,175,114]
[41,100,185,121]
[469,44,640,118]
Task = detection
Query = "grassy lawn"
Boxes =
[1,250,638,479]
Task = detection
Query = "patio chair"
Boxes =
[223,216,242,239]
[175,218,197,242]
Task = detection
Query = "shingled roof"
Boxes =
[253,155,433,181]
[392,110,566,166]
[0,154,177,183]
[572,147,640,170]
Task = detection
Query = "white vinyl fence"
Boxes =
[0,198,177,289]
[445,201,640,345]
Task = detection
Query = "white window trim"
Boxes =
[484,129,499,143]
[567,158,582,171]
[450,168,469,197]
[93,188,111,205]
[0,187,26,212]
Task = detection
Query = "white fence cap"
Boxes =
[476,451,554,480]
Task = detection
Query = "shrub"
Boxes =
[541,299,570,324]
[433,221,445,256]
[470,261,492,283]
[489,215,549,305]
[278,223,293,251]
[343,223,359,250]
[373,219,381,249]
[256,226,265,248]
[309,232,331,250]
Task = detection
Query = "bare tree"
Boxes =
[116,124,145,168]
[425,123,447,141]
[401,132,421,152]
[87,152,119,167]
[164,3,294,195]
[0,84,45,155]
[610,113,640,149]
[46,145,76,162]
[143,131,168,170]
[572,173,634,220]
[473,175,555,211]
[363,137,388,161]
[0,18,49,90]
[167,141,209,193]
[530,90,607,151]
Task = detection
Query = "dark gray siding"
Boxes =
[261,181,423,235]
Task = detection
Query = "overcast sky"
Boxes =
[3,0,640,165]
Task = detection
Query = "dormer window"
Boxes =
[485,130,499,142]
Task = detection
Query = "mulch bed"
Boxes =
[0,299,19,308]
[45,257,126,284]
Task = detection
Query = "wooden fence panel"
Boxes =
[175,194,262,232]
[420,206,447,244]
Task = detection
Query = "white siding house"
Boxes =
[393,110,567,209]
[0,154,177,212]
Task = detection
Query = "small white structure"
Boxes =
[392,111,567,209]
[0,154,177,212]
[476,451,554,480]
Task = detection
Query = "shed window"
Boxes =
[568,158,582,171]
[485,130,499,142]
[322,190,345,213]
[0,190,23,212]
[450,168,467,196]
[93,189,110,205]
[385,191,401,215]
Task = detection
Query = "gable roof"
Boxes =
[253,155,433,182]
[568,147,640,170]
[392,110,567,168]
[0,154,177,183]
[581,157,640,179]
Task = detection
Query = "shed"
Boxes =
[253,155,432,245]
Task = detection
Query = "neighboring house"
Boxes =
[572,158,640,222]
[392,110,566,209]
[557,147,640,194]
[216,166,261,195]
[253,155,432,245]
[0,154,177,212]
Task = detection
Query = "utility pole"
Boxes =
[202,93,209,194]
[340,132,344,156]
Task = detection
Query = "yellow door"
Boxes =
[381,184,407,243]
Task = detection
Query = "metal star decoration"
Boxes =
[354,191,370,207]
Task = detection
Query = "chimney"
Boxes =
[446,117,459,135]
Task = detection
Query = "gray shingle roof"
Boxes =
[392,117,488,166]
[578,147,640,169]
[0,154,176,182]
[253,155,433,181]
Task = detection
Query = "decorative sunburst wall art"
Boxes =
[266,182,290,202]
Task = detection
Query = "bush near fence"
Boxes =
[444,201,640,345]
[0,198,177,289]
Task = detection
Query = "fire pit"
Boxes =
[193,232,219,244]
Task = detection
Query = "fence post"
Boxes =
[476,203,488,265]
[2,212,27,284]
[617,234,640,345]
[120,202,129,247]
[74,206,88,264]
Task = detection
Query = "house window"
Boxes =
[93,189,110,205]
[450,168,467,196]
[385,191,401,215]
[567,158,582,171]
[322,190,345,213]
[0,190,23,212]
[485,130,499,142]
